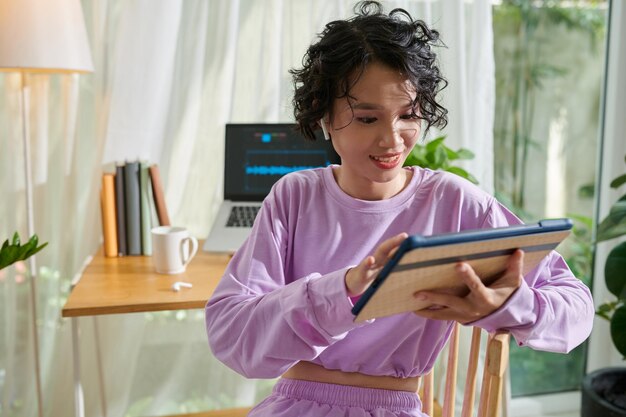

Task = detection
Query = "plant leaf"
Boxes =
[611,305,626,358]
[610,174,626,189]
[403,135,476,183]
[445,166,466,177]
[606,242,626,300]
[23,235,40,259]
[597,302,617,314]
[445,167,479,184]
[445,147,459,160]
[0,233,48,270]
[597,201,626,242]
[430,146,447,168]
[577,184,595,199]
[29,242,48,258]
[412,144,428,158]
[15,243,32,262]
[597,220,626,242]
[425,136,446,153]
[0,252,10,270]
[0,246,20,270]
[455,148,475,160]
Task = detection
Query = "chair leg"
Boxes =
[483,331,510,417]
[461,327,482,417]
[423,370,435,416]
[443,323,460,417]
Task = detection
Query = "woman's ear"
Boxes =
[319,118,330,140]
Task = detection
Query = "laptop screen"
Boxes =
[224,123,341,201]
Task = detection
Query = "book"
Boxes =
[351,219,573,322]
[124,161,142,255]
[149,164,170,226]
[115,164,127,256]
[139,162,153,256]
[101,173,118,257]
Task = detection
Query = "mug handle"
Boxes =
[180,236,199,268]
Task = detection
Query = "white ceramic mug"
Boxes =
[151,226,198,274]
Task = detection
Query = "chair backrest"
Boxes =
[420,323,510,417]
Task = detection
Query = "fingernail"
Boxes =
[456,264,467,272]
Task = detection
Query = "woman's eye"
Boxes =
[358,117,377,124]
[400,114,417,120]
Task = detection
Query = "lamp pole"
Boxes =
[19,72,44,417]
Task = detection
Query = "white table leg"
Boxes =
[93,317,108,417]
[72,318,85,417]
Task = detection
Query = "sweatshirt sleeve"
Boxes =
[204,187,366,379]
[470,202,594,353]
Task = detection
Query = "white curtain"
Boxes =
[101,0,495,241]
[0,71,103,417]
[402,0,495,194]
[0,1,495,416]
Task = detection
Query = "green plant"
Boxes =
[595,155,626,357]
[0,232,48,270]
[493,0,605,211]
[404,135,478,184]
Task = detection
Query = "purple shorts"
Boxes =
[249,378,427,417]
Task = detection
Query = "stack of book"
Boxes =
[100,161,170,257]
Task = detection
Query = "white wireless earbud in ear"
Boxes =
[172,281,193,292]
[319,119,330,141]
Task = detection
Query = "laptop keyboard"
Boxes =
[226,205,260,227]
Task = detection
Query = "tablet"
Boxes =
[351,218,573,322]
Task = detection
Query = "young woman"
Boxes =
[205,2,594,416]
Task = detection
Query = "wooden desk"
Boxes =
[62,245,232,417]
[62,247,231,317]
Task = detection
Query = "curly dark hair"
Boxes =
[290,0,448,141]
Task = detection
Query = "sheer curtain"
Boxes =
[0,73,102,417]
[0,1,495,416]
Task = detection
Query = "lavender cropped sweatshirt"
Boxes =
[205,166,594,380]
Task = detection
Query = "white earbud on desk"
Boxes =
[172,281,193,292]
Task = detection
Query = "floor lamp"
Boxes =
[0,1,93,416]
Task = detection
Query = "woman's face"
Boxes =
[328,61,420,200]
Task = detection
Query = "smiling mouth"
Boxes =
[370,154,401,163]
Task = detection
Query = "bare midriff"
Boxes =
[282,361,420,392]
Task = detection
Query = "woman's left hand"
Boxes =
[412,249,524,324]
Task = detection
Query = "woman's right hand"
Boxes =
[345,232,408,297]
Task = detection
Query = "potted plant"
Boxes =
[0,232,48,271]
[582,154,626,416]
[404,135,478,184]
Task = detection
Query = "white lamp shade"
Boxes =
[0,0,94,73]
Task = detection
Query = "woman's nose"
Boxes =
[378,123,414,147]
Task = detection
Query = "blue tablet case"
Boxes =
[351,218,573,322]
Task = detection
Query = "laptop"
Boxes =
[203,123,340,253]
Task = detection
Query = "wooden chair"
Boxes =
[421,323,510,417]
[163,323,509,417]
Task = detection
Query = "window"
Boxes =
[492,0,608,397]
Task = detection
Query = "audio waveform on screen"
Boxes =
[245,165,321,176]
